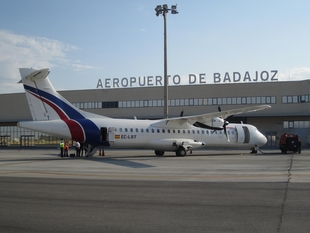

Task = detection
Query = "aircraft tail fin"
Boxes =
[19,68,86,121]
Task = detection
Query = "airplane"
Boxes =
[18,68,271,157]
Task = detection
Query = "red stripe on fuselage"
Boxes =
[63,119,85,142]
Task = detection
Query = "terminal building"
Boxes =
[0,79,310,148]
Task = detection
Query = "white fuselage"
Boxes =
[94,118,266,150]
[19,117,267,151]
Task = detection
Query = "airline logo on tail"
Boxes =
[20,68,103,144]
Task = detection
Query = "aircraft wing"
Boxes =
[151,105,271,128]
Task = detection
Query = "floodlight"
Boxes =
[155,5,162,12]
[155,5,162,16]
[171,5,178,14]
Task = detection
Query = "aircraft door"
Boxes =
[235,125,245,143]
[108,127,116,142]
[242,126,250,143]
[235,125,250,144]
[100,127,107,141]
[100,127,116,142]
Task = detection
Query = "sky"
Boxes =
[0,0,309,93]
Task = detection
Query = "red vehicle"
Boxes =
[279,133,301,154]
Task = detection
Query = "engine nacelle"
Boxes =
[210,117,225,128]
[195,117,226,130]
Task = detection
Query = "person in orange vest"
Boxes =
[64,140,69,157]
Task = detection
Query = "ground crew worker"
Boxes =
[64,140,69,157]
[75,141,81,156]
[59,138,64,157]
[80,143,84,156]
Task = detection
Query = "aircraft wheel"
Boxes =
[250,149,257,154]
[155,150,165,156]
[176,147,186,157]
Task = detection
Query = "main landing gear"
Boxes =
[155,150,165,156]
[175,147,186,156]
[154,146,187,157]
[250,145,258,154]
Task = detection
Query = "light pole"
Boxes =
[155,4,178,119]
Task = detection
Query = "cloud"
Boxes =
[278,67,310,82]
[71,61,96,71]
[0,30,92,93]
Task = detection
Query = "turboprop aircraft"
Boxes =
[18,68,271,156]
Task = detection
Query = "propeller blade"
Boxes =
[223,120,230,142]
[223,126,230,142]
[180,110,184,117]
[217,106,230,142]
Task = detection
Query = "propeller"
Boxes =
[188,106,231,142]
[218,106,230,142]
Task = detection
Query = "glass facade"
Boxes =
[73,95,277,110]
[0,126,61,147]
[282,95,310,104]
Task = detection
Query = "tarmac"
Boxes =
[0,148,310,232]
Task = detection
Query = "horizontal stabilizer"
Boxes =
[25,68,50,81]
[18,68,49,83]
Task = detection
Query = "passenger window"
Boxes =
[192,130,195,134]
[162,129,165,133]
[157,129,160,133]
[152,129,154,133]
[130,128,133,132]
[141,129,144,133]
[136,128,138,133]
[146,129,149,133]
[183,130,186,134]
[188,130,190,134]
[125,128,128,132]
[168,129,170,133]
